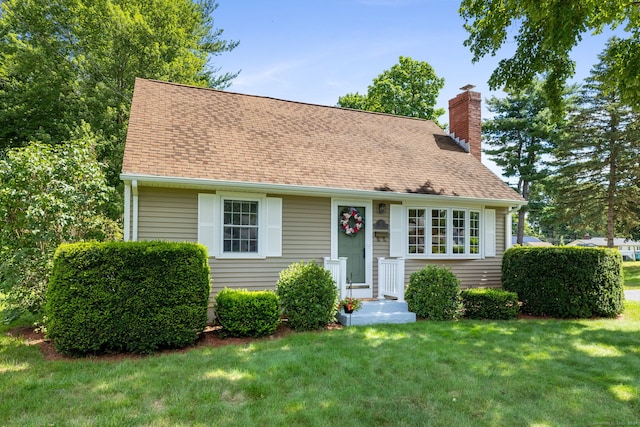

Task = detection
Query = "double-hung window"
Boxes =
[469,211,480,254]
[408,209,426,254]
[223,200,259,253]
[432,209,448,254]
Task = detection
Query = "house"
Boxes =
[121,78,525,311]
[567,236,640,260]
[511,236,553,247]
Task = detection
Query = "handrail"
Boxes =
[323,257,348,298]
[377,257,405,301]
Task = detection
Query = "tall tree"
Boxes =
[552,38,640,246]
[459,0,640,110]
[337,56,445,126]
[0,0,238,185]
[527,180,602,244]
[483,80,569,244]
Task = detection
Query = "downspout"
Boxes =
[132,180,139,242]
[124,182,131,241]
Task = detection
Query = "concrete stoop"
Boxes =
[337,300,416,326]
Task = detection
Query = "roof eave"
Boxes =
[120,173,527,207]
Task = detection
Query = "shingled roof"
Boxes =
[122,78,523,203]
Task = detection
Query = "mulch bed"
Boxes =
[7,313,624,361]
[7,322,343,362]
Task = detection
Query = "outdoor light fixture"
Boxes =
[378,203,387,214]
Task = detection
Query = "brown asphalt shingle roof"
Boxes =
[122,78,523,202]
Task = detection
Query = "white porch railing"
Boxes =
[377,257,405,301]
[324,257,347,298]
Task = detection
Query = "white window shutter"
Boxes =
[389,204,405,257]
[484,209,496,257]
[198,193,218,257]
[265,197,282,257]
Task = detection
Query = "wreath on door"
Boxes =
[340,207,363,236]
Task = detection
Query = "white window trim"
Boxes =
[198,192,282,260]
[401,205,483,260]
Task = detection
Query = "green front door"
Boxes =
[338,206,366,284]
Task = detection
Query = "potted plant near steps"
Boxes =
[338,297,362,314]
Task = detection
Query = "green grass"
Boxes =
[2,302,640,426]
[623,261,640,289]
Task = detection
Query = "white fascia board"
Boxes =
[119,173,527,208]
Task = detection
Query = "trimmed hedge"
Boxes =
[405,265,462,320]
[276,261,338,331]
[461,288,519,320]
[46,241,211,356]
[215,288,280,337]
[502,246,624,318]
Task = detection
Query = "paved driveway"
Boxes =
[625,290,640,301]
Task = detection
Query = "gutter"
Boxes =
[120,173,527,208]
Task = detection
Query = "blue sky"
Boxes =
[213,0,622,176]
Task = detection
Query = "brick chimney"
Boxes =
[448,84,482,161]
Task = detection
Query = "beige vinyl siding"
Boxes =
[403,207,507,288]
[136,188,509,303]
[209,195,331,293]
[136,189,332,315]
[135,188,331,290]
[137,187,198,242]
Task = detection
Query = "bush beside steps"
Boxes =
[276,261,338,331]
[405,265,462,320]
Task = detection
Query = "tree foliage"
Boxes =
[0,0,237,319]
[551,38,640,246]
[0,0,238,185]
[0,126,120,321]
[459,0,640,110]
[483,80,570,244]
[523,181,599,245]
[337,56,445,126]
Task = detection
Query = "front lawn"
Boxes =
[2,301,639,426]
[623,261,640,289]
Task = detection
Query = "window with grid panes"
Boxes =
[452,209,465,254]
[431,209,447,254]
[223,200,258,253]
[408,209,426,254]
[470,211,480,254]
[404,207,483,257]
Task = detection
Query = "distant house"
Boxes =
[120,79,525,307]
[511,236,553,247]
[567,237,640,260]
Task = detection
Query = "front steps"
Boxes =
[337,300,416,326]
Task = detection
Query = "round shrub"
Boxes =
[215,288,280,337]
[276,261,338,331]
[406,265,462,320]
[461,288,519,320]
